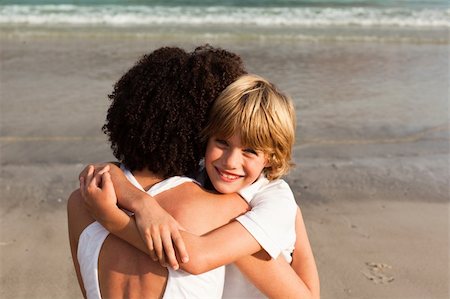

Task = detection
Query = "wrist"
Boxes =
[129,191,157,213]
[95,206,123,233]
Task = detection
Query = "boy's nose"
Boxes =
[222,149,241,169]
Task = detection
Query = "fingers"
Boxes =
[172,229,189,264]
[151,226,164,264]
[79,165,94,199]
[95,164,111,177]
[144,232,158,262]
[100,171,113,190]
[79,176,85,198]
[81,165,104,199]
[90,165,110,188]
[89,169,100,190]
[85,165,94,188]
[79,164,91,181]
[155,226,188,270]
[79,163,110,182]
[161,227,179,270]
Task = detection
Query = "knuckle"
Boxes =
[150,225,159,234]
[154,238,162,247]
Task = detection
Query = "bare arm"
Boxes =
[81,170,318,299]
[233,206,320,299]
[80,164,189,267]
[235,252,314,299]
[291,207,320,299]
[80,172,259,273]
[67,189,91,299]
[183,205,319,298]
[94,192,315,299]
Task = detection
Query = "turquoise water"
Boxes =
[1,4,448,26]
[1,0,448,42]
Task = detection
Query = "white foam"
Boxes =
[0,5,449,28]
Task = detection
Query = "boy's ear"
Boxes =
[264,154,273,168]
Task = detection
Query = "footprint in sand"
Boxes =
[361,262,394,284]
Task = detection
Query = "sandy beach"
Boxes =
[0,28,448,299]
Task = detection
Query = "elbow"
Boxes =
[180,255,211,275]
[308,291,320,299]
[294,290,317,299]
[180,244,217,275]
[304,277,320,299]
[304,276,320,299]
[182,265,205,275]
[312,281,320,299]
[178,234,217,275]
[302,290,319,299]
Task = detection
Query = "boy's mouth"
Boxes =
[215,167,243,182]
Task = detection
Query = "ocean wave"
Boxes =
[1,5,449,28]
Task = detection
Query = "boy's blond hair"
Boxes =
[202,74,296,180]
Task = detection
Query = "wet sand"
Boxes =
[0,32,448,298]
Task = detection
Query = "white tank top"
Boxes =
[77,168,225,299]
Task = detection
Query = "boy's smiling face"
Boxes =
[204,132,270,194]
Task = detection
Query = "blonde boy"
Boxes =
[197,74,300,297]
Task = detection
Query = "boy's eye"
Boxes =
[243,148,258,155]
[215,139,228,147]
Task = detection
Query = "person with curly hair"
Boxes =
[69,45,318,299]
[102,45,244,178]
[68,45,245,298]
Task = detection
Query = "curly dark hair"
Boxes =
[103,45,246,178]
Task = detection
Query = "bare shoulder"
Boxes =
[67,189,95,242]
[155,182,249,235]
[67,189,83,215]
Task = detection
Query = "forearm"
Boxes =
[230,205,319,299]
[103,209,262,275]
[67,190,88,298]
[94,184,262,274]
[236,252,313,299]
[105,163,151,212]
[105,212,316,299]
[178,221,262,274]
[291,252,320,299]
[291,207,320,299]
[97,205,150,255]
[102,204,318,298]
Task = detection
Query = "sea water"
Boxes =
[0,0,448,42]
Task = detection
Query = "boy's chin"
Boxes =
[212,182,240,194]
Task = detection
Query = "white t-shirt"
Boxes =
[223,175,297,298]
